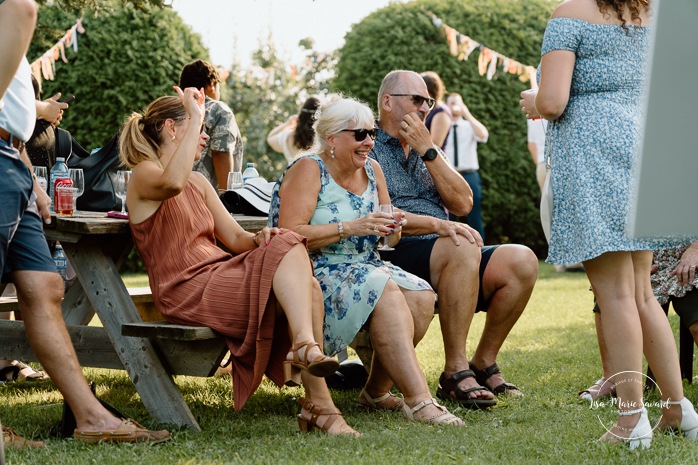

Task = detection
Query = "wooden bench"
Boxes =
[1,286,228,378]
[0,286,156,317]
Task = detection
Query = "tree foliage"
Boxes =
[29,1,208,149]
[334,0,558,256]
[227,36,337,181]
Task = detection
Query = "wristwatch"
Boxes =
[421,147,438,162]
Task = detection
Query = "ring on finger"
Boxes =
[374,225,379,232]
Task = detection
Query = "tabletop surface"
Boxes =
[46,211,268,235]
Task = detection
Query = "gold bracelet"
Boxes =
[253,231,262,246]
[337,222,345,240]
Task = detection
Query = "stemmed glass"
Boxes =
[375,204,396,251]
[33,166,48,192]
[115,170,132,216]
[68,168,84,213]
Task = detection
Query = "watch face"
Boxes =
[422,148,438,161]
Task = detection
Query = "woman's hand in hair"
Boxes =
[173,86,205,124]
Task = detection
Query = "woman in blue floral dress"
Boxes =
[522,0,698,449]
[269,96,463,426]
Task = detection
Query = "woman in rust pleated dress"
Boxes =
[118,87,358,437]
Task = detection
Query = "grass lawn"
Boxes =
[2,263,697,464]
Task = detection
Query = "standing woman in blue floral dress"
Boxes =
[521,0,698,449]
[269,96,463,426]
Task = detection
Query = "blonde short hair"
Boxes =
[313,95,375,152]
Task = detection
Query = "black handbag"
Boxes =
[63,129,123,212]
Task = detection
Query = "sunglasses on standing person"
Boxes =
[389,94,436,110]
[341,128,377,142]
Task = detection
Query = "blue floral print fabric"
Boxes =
[542,18,680,264]
[269,155,432,355]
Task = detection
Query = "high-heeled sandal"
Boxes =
[358,389,404,411]
[296,398,360,437]
[600,407,652,450]
[578,377,616,401]
[663,397,698,440]
[283,340,339,386]
[402,398,464,426]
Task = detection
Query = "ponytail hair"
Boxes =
[119,95,188,169]
[293,96,320,151]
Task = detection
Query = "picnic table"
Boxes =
[0,211,268,431]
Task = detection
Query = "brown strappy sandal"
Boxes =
[296,398,360,437]
[284,340,339,386]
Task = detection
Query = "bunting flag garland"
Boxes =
[30,19,85,86]
[428,12,536,83]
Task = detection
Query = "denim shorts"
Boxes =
[1,141,56,282]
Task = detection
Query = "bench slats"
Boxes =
[122,321,221,341]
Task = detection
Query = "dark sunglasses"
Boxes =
[389,94,436,110]
[342,128,377,142]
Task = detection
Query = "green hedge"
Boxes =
[333,0,556,256]
[29,1,208,150]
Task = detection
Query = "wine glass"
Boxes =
[68,168,84,213]
[227,171,244,190]
[33,166,48,192]
[115,170,132,215]
[375,204,396,251]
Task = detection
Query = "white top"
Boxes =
[527,119,547,164]
[444,117,488,171]
[0,58,36,142]
[267,129,300,164]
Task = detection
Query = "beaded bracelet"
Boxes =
[337,222,345,240]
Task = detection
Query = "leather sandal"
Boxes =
[12,361,48,382]
[402,398,464,426]
[578,377,616,401]
[436,370,497,409]
[296,398,360,437]
[471,362,523,397]
[73,418,170,444]
[284,340,339,386]
[2,426,45,449]
[358,389,404,411]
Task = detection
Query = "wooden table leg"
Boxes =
[62,280,95,326]
[64,238,201,431]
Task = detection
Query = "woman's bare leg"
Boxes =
[584,252,644,440]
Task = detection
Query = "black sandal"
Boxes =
[436,370,497,410]
[471,362,523,397]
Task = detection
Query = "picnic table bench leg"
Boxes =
[62,280,95,326]
[64,238,201,431]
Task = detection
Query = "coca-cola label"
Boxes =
[54,178,74,213]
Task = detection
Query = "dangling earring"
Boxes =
[330,147,335,159]
[171,134,176,142]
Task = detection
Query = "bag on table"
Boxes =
[62,129,123,212]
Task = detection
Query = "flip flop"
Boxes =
[436,369,497,409]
